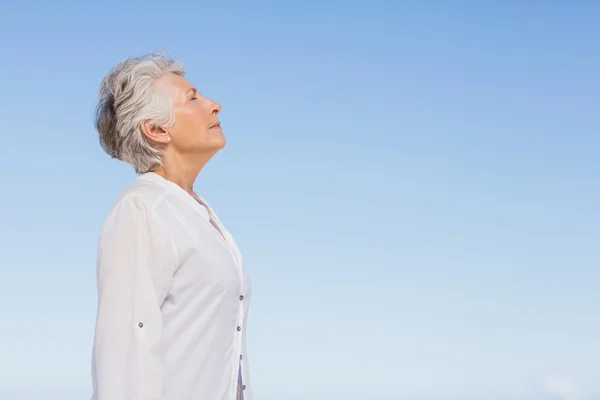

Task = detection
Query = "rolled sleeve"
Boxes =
[91,195,176,400]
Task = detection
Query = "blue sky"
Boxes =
[1,1,599,399]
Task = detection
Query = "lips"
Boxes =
[210,122,221,128]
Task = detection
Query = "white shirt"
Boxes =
[90,172,253,400]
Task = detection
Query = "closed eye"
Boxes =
[186,87,199,101]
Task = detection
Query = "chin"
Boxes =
[194,131,226,154]
[213,135,226,149]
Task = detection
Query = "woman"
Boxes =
[91,53,252,400]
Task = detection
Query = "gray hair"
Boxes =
[95,52,185,173]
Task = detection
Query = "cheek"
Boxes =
[175,112,207,137]
[188,109,210,134]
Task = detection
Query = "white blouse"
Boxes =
[90,172,253,400]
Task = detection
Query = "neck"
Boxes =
[151,150,216,195]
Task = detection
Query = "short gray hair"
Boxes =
[95,52,185,173]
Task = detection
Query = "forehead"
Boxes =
[154,73,194,100]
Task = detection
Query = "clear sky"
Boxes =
[0,1,599,399]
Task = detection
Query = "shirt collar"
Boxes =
[137,172,210,221]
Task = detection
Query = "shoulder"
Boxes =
[101,175,172,235]
[96,177,179,286]
[112,175,170,211]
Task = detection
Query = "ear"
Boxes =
[141,120,170,144]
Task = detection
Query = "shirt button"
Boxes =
[239,295,244,301]
[240,354,243,360]
[138,322,144,328]
[242,385,246,390]
[237,326,241,331]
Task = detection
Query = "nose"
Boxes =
[211,100,221,115]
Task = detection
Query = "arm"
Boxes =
[91,195,176,400]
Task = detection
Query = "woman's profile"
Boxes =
[90,52,252,400]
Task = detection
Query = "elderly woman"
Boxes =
[90,53,252,400]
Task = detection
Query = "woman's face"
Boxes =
[153,72,225,156]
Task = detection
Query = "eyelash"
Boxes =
[191,96,198,101]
